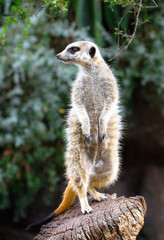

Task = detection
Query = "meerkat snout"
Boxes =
[56,53,61,59]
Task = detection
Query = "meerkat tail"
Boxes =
[26,182,76,231]
[26,212,55,231]
[54,181,76,216]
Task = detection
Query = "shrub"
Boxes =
[115,9,164,115]
[0,11,91,221]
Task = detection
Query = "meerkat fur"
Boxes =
[26,41,122,230]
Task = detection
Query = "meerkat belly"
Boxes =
[91,113,120,178]
[85,87,104,136]
[93,143,112,176]
[82,80,108,166]
[84,93,103,160]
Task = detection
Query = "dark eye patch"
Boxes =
[89,46,96,58]
[68,47,80,54]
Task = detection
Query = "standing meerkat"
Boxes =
[27,41,122,230]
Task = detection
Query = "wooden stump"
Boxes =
[34,194,147,240]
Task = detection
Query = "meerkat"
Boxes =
[27,41,121,230]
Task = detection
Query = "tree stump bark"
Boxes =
[34,194,147,240]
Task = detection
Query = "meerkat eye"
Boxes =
[89,47,96,58]
[68,47,80,54]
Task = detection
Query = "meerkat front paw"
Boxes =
[84,134,91,143]
[99,118,107,142]
[99,134,106,143]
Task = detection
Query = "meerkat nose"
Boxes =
[56,53,61,59]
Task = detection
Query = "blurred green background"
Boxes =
[0,0,164,239]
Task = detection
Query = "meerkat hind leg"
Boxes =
[75,179,93,214]
[69,170,93,214]
[69,171,93,214]
[88,186,107,202]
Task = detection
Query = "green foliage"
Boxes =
[0,0,139,48]
[111,7,164,114]
[0,0,69,47]
[70,0,140,48]
[0,11,91,221]
[104,0,135,8]
[44,0,69,13]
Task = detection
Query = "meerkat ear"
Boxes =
[89,47,96,58]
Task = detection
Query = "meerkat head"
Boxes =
[56,41,102,68]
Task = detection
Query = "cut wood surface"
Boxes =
[34,194,147,240]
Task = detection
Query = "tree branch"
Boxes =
[34,194,147,240]
[108,0,158,61]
